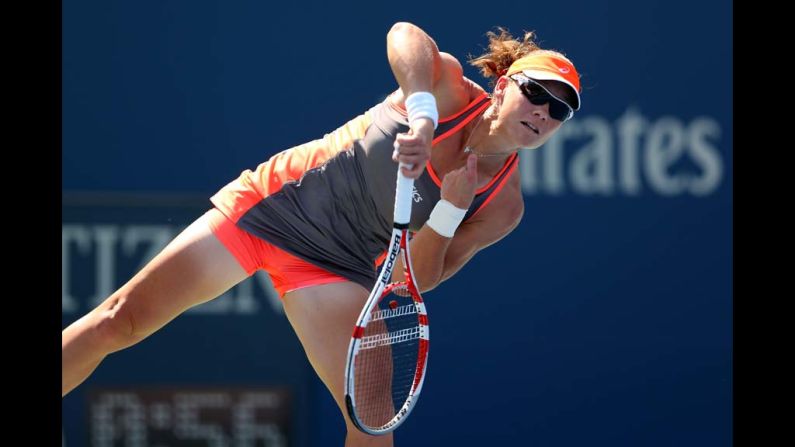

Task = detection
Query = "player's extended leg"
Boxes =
[62,209,251,396]
[283,282,395,447]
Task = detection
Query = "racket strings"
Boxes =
[369,304,416,322]
[359,326,420,350]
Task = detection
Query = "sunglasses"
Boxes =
[510,74,574,122]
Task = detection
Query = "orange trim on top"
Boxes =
[426,150,517,195]
[431,100,491,146]
[388,92,490,123]
[425,159,443,187]
[210,176,269,224]
[437,93,489,123]
[210,111,374,224]
[425,100,493,188]
[467,158,519,220]
[475,153,518,195]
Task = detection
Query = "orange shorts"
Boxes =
[203,207,348,298]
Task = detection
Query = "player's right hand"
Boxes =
[393,118,434,179]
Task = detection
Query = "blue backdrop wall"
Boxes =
[62,0,732,445]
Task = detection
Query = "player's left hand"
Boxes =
[440,153,477,209]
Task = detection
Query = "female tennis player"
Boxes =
[62,22,581,446]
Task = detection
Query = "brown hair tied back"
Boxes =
[468,27,541,87]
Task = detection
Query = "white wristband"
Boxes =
[426,199,466,238]
[405,91,439,129]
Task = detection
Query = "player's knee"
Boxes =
[90,293,143,353]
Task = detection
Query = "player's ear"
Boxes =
[491,76,509,112]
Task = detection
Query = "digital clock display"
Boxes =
[87,387,291,446]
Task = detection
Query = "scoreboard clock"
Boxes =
[87,387,291,446]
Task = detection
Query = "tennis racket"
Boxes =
[344,161,429,435]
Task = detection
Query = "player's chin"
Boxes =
[517,133,542,149]
[513,123,538,145]
[521,130,553,149]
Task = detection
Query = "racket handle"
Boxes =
[394,162,415,225]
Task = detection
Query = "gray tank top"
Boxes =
[237,94,519,290]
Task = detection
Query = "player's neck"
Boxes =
[460,114,517,173]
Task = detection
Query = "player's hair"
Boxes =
[468,27,542,87]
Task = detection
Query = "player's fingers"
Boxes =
[466,154,478,183]
[400,164,424,179]
[392,139,421,158]
[395,132,420,145]
[398,153,426,167]
[398,145,426,157]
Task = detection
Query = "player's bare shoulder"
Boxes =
[438,52,464,78]
[437,52,487,98]
[433,52,474,116]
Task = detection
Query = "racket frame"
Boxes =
[344,165,430,435]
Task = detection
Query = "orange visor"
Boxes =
[506,50,581,110]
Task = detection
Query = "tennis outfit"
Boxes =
[208,92,518,297]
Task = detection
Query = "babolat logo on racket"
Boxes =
[380,234,402,286]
